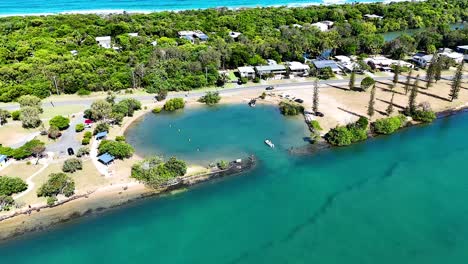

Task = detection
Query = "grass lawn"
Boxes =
[15,159,107,207]
[0,162,42,181]
[0,122,39,147]
[41,104,86,119]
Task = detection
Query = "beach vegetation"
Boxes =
[11,110,20,121]
[373,115,406,134]
[37,173,75,198]
[164,98,185,111]
[279,101,304,116]
[152,107,162,114]
[75,123,85,132]
[218,160,229,170]
[49,115,70,130]
[1,139,46,160]
[98,140,134,159]
[131,156,187,188]
[48,125,61,139]
[76,147,90,157]
[0,109,10,125]
[310,120,322,131]
[20,106,41,128]
[93,123,109,135]
[412,109,437,123]
[449,61,464,101]
[325,117,368,146]
[360,77,375,91]
[0,176,28,196]
[62,158,83,173]
[198,92,221,105]
[0,195,15,211]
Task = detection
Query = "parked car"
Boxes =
[294,99,304,103]
[67,148,75,156]
[265,86,274,90]
[315,112,324,117]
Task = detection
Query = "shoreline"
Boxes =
[0,0,410,18]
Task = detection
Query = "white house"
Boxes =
[178,30,209,42]
[229,31,241,39]
[267,59,277,66]
[96,36,112,49]
[151,41,158,46]
[439,48,464,64]
[128,33,138,37]
[286,61,310,76]
[364,14,383,20]
[412,53,433,67]
[255,65,287,78]
[238,66,256,79]
[311,21,334,32]
[456,45,468,61]
[70,50,78,56]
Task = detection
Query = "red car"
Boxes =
[84,119,93,124]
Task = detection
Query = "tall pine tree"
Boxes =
[348,68,356,90]
[408,75,420,115]
[449,61,464,102]
[386,92,395,116]
[368,84,376,118]
[404,69,413,95]
[425,54,438,89]
[392,64,400,89]
[313,79,319,114]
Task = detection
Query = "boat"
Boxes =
[248,99,256,107]
[264,139,275,148]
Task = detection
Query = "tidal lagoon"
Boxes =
[2,104,468,263]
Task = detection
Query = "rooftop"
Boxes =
[98,153,115,164]
[0,154,7,162]
[95,36,111,42]
[287,61,310,71]
[95,131,108,138]
[255,65,286,72]
[238,66,255,73]
[312,60,340,70]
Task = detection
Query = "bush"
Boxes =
[98,140,134,159]
[47,196,58,206]
[75,123,85,132]
[37,173,75,198]
[76,147,90,157]
[253,77,260,83]
[198,92,221,105]
[218,160,229,170]
[48,125,62,139]
[11,110,20,120]
[310,120,322,131]
[360,77,375,91]
[240,77,248,84]
[62,158,83,173]
[0,195,15,211]
[373,115,405,134]
[259,92,266,99]
[83,131,92,139]
[279,101,304,116]
[163,98,185,111]
[49,115,70,130]
[10,139,45,160]
[412,110,436,123]
[152,107,162,114]
[156,90,168,101]
[0,176,28,196]
[115,135,126,142]
[81,137,90,145]
[77,88,91,96]
[325,118,369,146]
[131,156,186,188]
[93,123,109,135]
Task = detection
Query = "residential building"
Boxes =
[128,33,138,37]
[412,53,433,67]
[70,50,78,56]
[311,60,341,73]
[364,14,383,20]
[286,61,310,76]
[238,66,256,79]
[229,31,241,39]
[457,45,468,61]
[96,36,112,49]
[439,48,464,64]
[267,59,277,66]
[0,154,7,167]
[178,30,209,43]
[311,21,334,32]
[255,65,287,77]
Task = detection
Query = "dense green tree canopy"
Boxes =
[0,0,465,102]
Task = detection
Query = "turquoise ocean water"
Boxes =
[2,104,468,263]
[0,0,384,16]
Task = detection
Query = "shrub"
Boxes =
[10,140,45,160]
[83,131,92,139]
[198,92,221,105]
[115,135,126,142]
[360,77,375,91]
[11,110,20,120]
[373,115,405,135]
[0,195,15,211]
[0,176,28,196]
[82,138,90,145]
[93,123,109,135]
[76,147,90,157]
[75,123,85,132]
[131,156,186,188]
[49,115,70,130]
[163,98,185,111]
[412,110,436,123]
[62,158,83,173]
[310,120,322,131]
[47,196,58,206]
[152,107,162,114]
[77,88,91,96]
[325,118,369,146]
[98,140,134,159]
[240,77,248,84]
[218,160,229,170]
[37,173,75,198]
[48,126,62,139]
[259,92,266,99]
[156,90,168,101]
[279,101,304,116]
[253,77,260,83]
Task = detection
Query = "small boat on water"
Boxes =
[264,139,275,148]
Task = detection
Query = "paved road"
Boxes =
[46,114,85,155]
